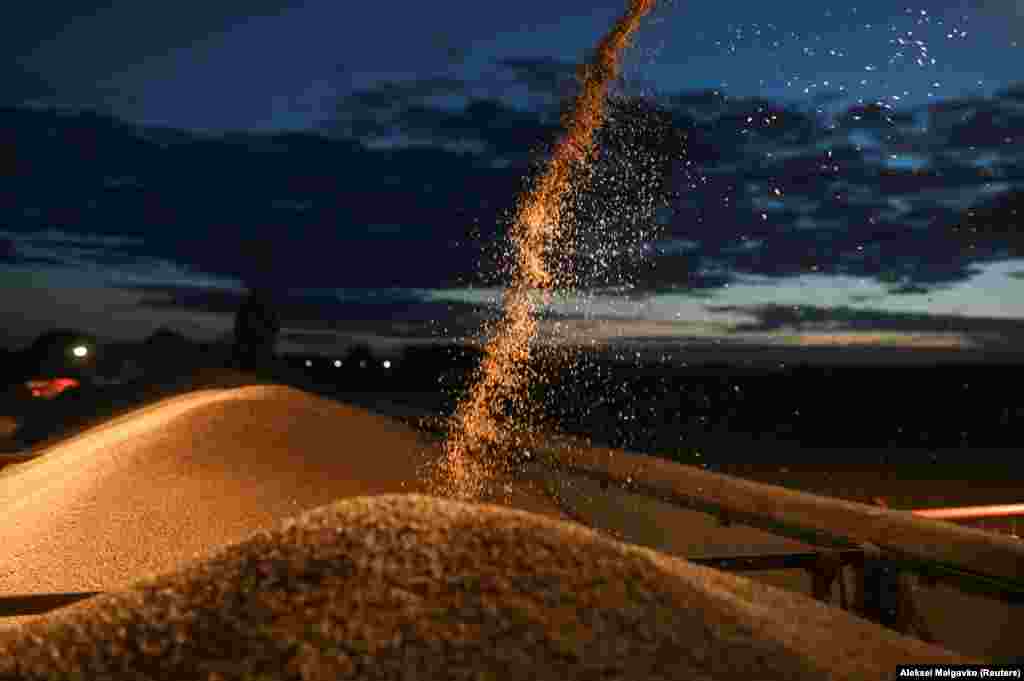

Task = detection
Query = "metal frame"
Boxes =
[0,592,101,617]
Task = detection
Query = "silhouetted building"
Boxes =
[0,347,15,387]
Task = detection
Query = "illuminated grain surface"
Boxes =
[0,382,1003,666]
[0,385,569,620]
[435,0,658,501]
[0,494,971,680]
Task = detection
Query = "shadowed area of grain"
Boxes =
[0,384,569,612]
[0,494,971,680]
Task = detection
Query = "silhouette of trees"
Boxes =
[143,326,197,377]
[0,346,16,387]
[396,343,484,390]
[344,344,376,371]
[23,328,99,383]
[232,287,282,372]
[145,326,189,346]
[232,232,283,373]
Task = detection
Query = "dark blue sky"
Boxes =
[2,0,1024,361]
[9,1,1024,131]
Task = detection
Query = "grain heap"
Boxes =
[0,494,971,680]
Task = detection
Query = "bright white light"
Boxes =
[305,360,312,367]
[382,360,392,369]
[72,345,88,358]
[333,359,341,368]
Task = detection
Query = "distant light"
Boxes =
[305,359,312,367]
[334,359,342,368]
[359,360,367,369]
[72,345,88,358]
[26,377,80,399]
[382,360,392,369]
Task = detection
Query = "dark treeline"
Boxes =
[535,359,1024,458]
[6,330,1024,462]
[282,342,1024,459]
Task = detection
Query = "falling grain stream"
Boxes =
[433,0,659,500]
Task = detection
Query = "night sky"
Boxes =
[2,0,1023,361]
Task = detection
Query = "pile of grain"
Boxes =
[0,385,568,612]
[0,494,970,680]
[0,386,433,597]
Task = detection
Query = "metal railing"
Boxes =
[525,439,1024,633]
[3,509,1017,626]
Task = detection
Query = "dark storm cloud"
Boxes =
[707,97,822,147]
[947,107,1024,149]
[342,77,468,111]
[704,301,1024,346]
[400,99,560,156]
[324,60,580,153]
[324,54,647,153]
[1,1,116,63]
[971,0,1024,24]
[3,100,516,289]
[926,92,1024,149]
[661,90,734,122]
[0,238,15,262]
[493,57,581,100]
[609,302,1024,356]
[0,64,57,106]
[623,113,1019,293]
[832,103,918,133]
[3,67,1023,302]
[998,82,1024,101]
[125,285,245,316]
[118,282,492,341]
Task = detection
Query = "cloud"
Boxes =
[325,76,473,142]
[325,69,563,157]
[0,237,17,262]
[971,0,1024,23]
[4,73,1024,306]
[342,77,468,112]
[0,63,56,106]
[116,282,494,345]
[0,229,240,292]
[492,57,581,101]
[5,228,145,248]
[706,300,1024,346]
[396,98,560,156]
